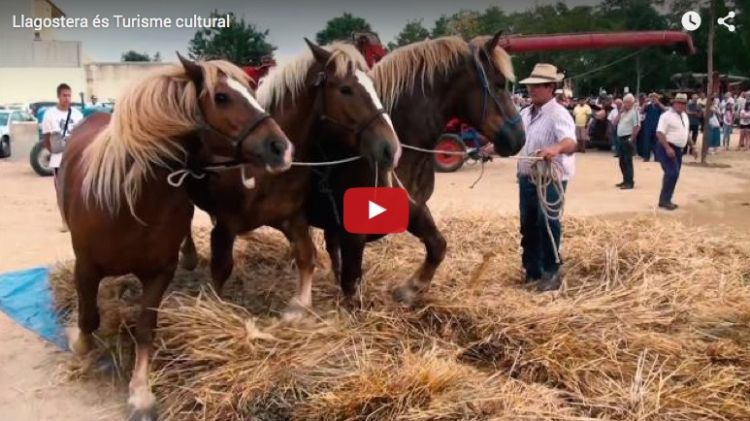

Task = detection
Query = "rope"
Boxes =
[290,156,361,166]
[528,159,566,264]
[167,168,205,187]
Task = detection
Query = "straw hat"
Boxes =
[519,63,564,85]
[672,93,688,103]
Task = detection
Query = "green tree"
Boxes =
[121,50,151,62]
[316,13,373,45]
[188,10,276,66]
[389,19,430,49]
[431,15,452,37]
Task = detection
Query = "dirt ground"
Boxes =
[1,137,749,420]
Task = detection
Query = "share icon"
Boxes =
[718,11,736,33]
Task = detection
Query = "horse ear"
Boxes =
[304,38,332,66]
[176,51,204,88]
[485,30,504,51]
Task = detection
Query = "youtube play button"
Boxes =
[344,187,409,234]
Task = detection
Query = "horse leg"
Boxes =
[210,222,236,293]
[279,217,316,321]
[127,266,173,421]
[392,205,447,306]
[339,233,366,309]
[324,229,342,284]
[70,259,102,356]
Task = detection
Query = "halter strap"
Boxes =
[195,111,272,169]
[468,43,521,137]
[313,71,387,138]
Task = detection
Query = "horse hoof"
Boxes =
[179,252,198,271]
[127,405,158,421]
[67,329,92,356]
[341,294,362,311]
[392,286,417,307]
[281,302,307,322]
[127,391,158,421]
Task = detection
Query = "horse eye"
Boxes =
[214,93,229,104]
[339,86,354,95]
[494,82,505,91]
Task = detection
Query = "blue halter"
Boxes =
[468,43,521,138]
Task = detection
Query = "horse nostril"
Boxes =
[268,139,286,157]
[380,143,394,166]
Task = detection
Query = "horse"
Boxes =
[58,53,293,420]
[181,39,400,319]
[305,33,526,307]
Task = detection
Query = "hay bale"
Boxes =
[49,216,750,420]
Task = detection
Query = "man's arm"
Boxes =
[43,133,51,151]
[539,110,578,160]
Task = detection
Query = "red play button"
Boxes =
[343,187,409,234]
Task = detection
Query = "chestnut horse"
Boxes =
[306,34,526,306]
[58,54,293,420]
[182,39,400,319]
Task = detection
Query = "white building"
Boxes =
[0,0,168,104]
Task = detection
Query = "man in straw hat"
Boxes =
[517,63,578,292]
[654,93,696,210]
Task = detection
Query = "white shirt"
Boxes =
[656,108,689,148]
[607,107,619,123]
[518,98,577,180]
[41,105,83,168]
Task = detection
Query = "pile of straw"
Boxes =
[49,215,750,420]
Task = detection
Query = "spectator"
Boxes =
[722,102,734,151]
[615,94,640,189]
[685,93,701,156]
[573,97,592,153]
[608,98,621,156]
[739,102,750,151]
[639,92,666,161]
[709,97,722,154]
[654,93,696,211]
[42,83,83,232]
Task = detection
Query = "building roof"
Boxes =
[44,0,65,18]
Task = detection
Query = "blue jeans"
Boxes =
[654,142,683,205]
[519,175,567,279]
[722,124,733,147]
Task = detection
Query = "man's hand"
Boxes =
[537,145,560,161]
[665,145,676,160]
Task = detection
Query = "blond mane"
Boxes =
[256,42,369,111]
[371,36,515,112]
[81,59,251,219]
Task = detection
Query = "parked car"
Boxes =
[0,109,37,158]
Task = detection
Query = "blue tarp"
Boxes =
[0,266,67,349]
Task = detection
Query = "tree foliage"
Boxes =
[121,50,152,62]
[388,0,749,96]
[388,19,430,49]
[188,10,276,66]
[316,13,373,45]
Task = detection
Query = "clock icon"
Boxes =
[682,11,702,31]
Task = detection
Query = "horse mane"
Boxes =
[371,36,515,112]
[256,42,369,111]
[81,59,251,219]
